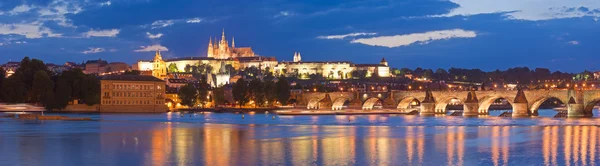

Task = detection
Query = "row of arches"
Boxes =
[305,95,592,116]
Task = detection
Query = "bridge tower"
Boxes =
[463,91,480,116]
[420,90,436,116]
[567,89,587,117]
[512,89,529,117]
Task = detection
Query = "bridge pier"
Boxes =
[420,103,436,115]
[512,103,529,117]
[463,91,479,116]
[419,90,436,116]
[567,103,587,117]
[512,89,529,117]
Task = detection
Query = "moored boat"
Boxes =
[0,104,46,112]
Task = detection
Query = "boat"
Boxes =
[0,104,46,112]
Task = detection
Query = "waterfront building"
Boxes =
[100,75,168,112]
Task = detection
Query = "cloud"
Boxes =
[0,23,62,38]
[9,5,34,15]
[567,40,580,45]
[317,32,377,39]
[186,18,202,23]
[83,29,120,37]
[146,32,163,39]
[82,47,105,54]
[100,1,112,6]
[37,0,84,27]
[434,0,600,21]
[151,20,175,29]
[134,44,169,52]
[350,29,477,48]
[147,17,205,29]
[274,11,295,18]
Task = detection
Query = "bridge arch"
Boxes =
[332,97,351,110]
[307,98,320,109]
[362,98,383,110]
[583,98,600,116]
[478,96,514,114]
[530,96,567,115]
[397,97,422,109]
[435,96,462,113]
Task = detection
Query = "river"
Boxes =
[1,109,599,165]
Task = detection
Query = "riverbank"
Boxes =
[1,114,92,121]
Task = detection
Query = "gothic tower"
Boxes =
[207,37,214,58]
[293,52,302,62]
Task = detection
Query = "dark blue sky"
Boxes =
[0,0,599,72]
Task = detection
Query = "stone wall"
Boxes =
[99,105,168,113]
[63,104,99,112]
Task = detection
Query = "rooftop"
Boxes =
[101,75,164,82]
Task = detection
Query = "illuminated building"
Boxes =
[207,30,255,59]
[100,75,168,112]
[274,53,390,79]
[135,30,277,86]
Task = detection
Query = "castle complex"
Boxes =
[135,30,390,87]
[207,30,255,59]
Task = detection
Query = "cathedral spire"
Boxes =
[232,36,235,48]
[221,28,226,41]
[154,49,162,61]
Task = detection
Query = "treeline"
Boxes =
[177,76,291,108]
[232,76,291,108]
[0,57,100,110]
[393,67,576,83]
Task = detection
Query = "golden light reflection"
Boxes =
[445,126,465,166]
[127,123,600,166]
[490,126,510,166]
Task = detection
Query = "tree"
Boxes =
[60,68,85,100]
[423,69,434,80]
[178,83,198,108]
[197,79,210,108]
[47,78,72,110]
[351,70,367,79]
[264,80,277,106]
[249,79,264,107]
[276,76,291,106]
[168,63,179,73]
[225,64,236,76]
[184,64,192,73]
[232,78,248,108]
[197,63,213,75]
[0,75,26,103]
[16,57,50,90]
[213,87,226,106]
[81,75,100,106]
[31,70,54,105]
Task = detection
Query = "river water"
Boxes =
[1,109,599,166]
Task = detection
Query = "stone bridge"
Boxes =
[296,89,600,117]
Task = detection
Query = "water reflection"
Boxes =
[2,120,600,165]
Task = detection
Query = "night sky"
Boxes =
[0,0,599,72]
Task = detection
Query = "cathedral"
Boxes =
[207,30,255,59]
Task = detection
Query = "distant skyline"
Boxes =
[0,0,599,72]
